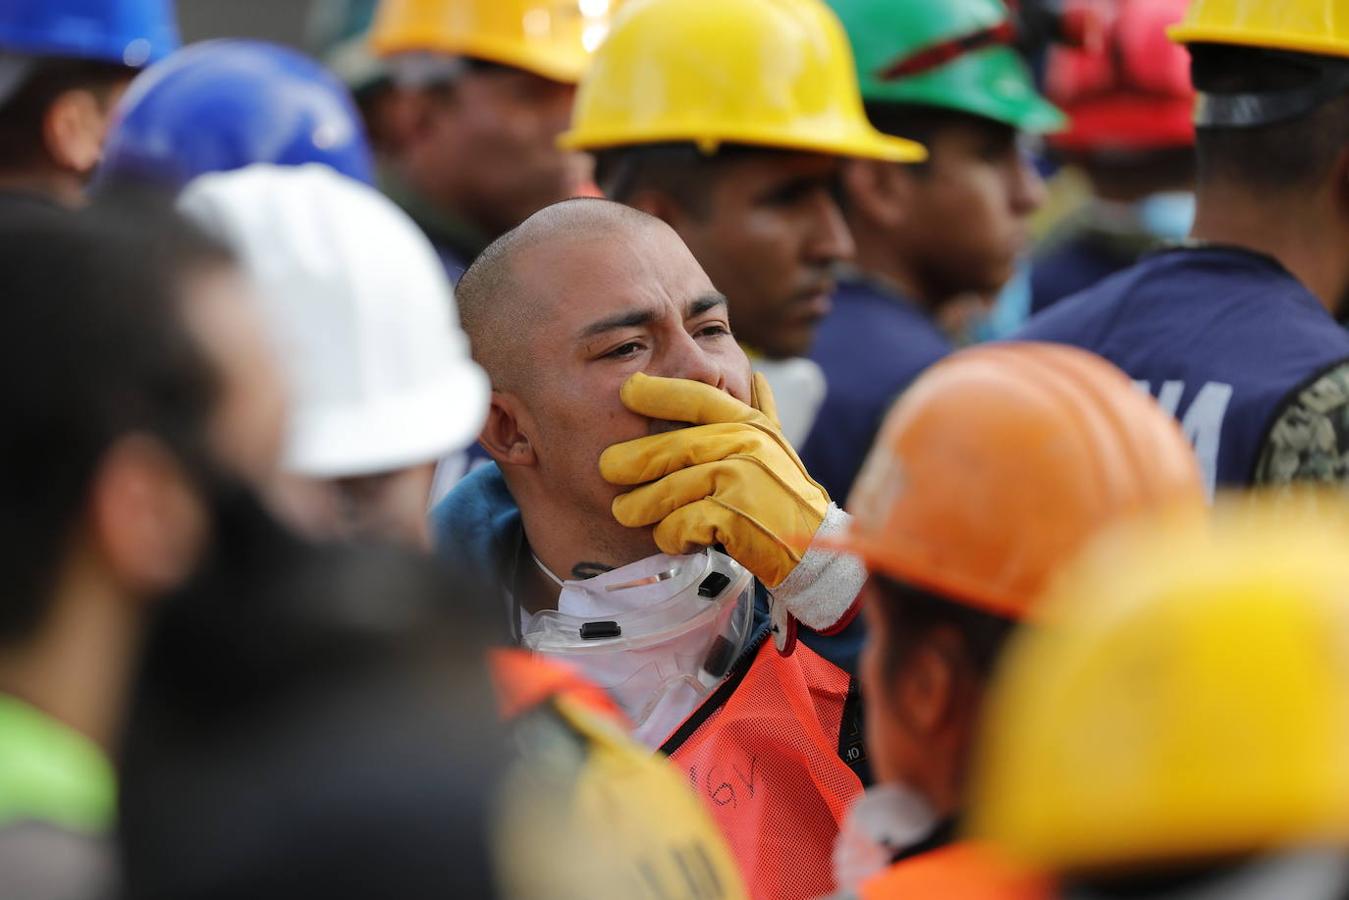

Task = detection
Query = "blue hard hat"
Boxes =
[98,40,376,189]
[0,0,179,67]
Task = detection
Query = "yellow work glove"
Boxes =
[598,372,830,590]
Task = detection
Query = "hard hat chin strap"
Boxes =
[1196,67,1349,128]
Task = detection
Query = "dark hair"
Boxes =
[593,142,801,216]
[868,575,1017,682]
[0,204,221,644]
[1191,44,1349,191]
[863,102,1018,176]
[0,57,132,170]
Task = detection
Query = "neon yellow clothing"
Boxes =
[0,695,114,834]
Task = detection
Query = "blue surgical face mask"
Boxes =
[1136,191,1196,243]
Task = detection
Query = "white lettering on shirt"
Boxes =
[1135,380,1234,500]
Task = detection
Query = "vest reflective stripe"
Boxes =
[669,640,863,900]
[859,842,1051,900]
[1017,247,1349,491]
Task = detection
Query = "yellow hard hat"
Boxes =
[369,0,618,84]
[970,497,1349,873]
[559,0,926,162]
[1169,0,1349,60]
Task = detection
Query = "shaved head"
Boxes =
[464,195,752,580]
[457,198,670,391]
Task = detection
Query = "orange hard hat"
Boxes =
[839,342,1204,620]
[859,842,1052,900]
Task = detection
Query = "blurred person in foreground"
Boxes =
[0,0,177,207]
[178,164,488,549]
[797,0,1062,502]
[565,0,926,450]
[174,168,747,899]
[433,198,870,899]
[0,203,286,899]
[824,343,1203,898]
[968,499,1349,899]
[1030,0,1197,314]
[1017,0,1349,496]
[117,536,508,900]
[368,0,620,281]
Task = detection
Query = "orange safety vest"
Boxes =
[666,639,864,900]
[859,842,1052,900]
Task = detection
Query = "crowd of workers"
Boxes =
[3,0,1349,897]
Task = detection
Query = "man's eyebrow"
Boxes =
[577,307,659,340]
[685,293,728,319]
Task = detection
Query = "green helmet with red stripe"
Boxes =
[828,0,1066,134]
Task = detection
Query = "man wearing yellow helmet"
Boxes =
[561,0,925,451]
[1018,0,1349,497]
[368,0,617,281]
[969,501,1349,899]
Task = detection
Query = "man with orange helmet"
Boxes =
[1018,0,1349,495]
[825,342,1205,898]
[1030,0,1197,313]
[368,0,617,281]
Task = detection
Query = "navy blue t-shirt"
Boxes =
[801,276,951,504]
[1017,246,1349,493]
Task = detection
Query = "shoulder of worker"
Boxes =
[804,275,950,479]
[1017,245,1314,346]
[429,461,522,585]
[1254,359,1349,486]
[812,275,952,381]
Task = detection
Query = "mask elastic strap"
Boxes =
[531,552,567,588]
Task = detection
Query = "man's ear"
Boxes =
[88,435,210,599]
[894,627,963,738]
[478,391,538,467]
[43,88,114,175]
[841,159,914,232]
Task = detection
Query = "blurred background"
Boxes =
[177,0,322,46]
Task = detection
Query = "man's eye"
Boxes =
[606,342,644,359]
[695,324,732,339]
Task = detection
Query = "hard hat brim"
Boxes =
[286,357,491,479]
[1168,23,1349,60]
[821,530,1030,621]
[371,33,589,85]
[558,125,927,164]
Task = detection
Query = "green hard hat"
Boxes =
[829,0,1066,134]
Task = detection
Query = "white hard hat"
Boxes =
[179,163,489,479]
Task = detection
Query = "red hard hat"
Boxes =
[1046,0,1195,154]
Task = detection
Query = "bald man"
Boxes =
[431,198,868,899]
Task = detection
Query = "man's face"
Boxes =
[670,153,855,360]
[418,66,581,237]
[508,222,753,522]
[902,119,1045,301]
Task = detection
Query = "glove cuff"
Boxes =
[770,504,866,635]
